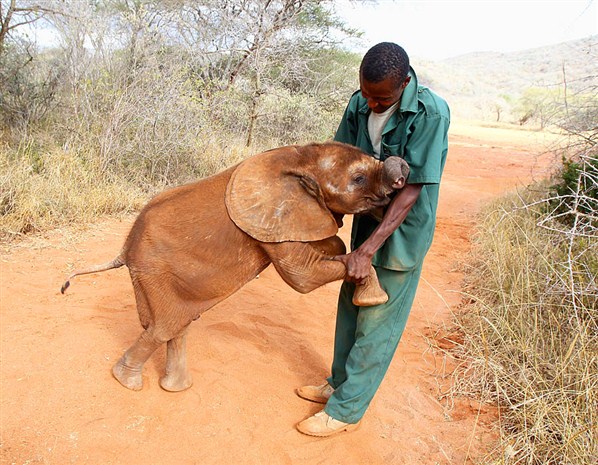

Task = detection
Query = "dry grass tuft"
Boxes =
[452,187,597,465]
[0,136,262,241]
[0,141,142,240]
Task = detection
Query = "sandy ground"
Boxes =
[1,122,557,465]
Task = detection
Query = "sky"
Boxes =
[335,0,598,60]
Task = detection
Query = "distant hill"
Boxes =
[413,35,597,122]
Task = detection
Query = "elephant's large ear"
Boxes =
[225,146,338,242]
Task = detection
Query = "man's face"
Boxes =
[359,75,411,114]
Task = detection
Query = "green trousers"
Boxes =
[325,265,422,424]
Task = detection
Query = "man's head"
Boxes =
[359,42,411,113]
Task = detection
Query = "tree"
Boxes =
[516,87,563,128]
[0,0,67,53]
[154,0,360,145]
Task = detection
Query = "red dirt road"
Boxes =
[1,122,555,465]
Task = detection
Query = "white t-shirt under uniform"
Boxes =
[367,101,400,158]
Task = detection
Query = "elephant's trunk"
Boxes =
[381,156,410,193]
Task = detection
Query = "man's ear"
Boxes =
[401,75,411,90]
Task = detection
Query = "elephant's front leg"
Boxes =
[260,237,388,305]
[261,237,346,294]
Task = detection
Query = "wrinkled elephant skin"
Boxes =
[61,142,410,392]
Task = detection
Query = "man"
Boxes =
[295,42,450,437]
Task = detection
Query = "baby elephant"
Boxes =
[61,142,409,392]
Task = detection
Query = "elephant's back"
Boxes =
[123,166,270,305]
[125,166,238,249]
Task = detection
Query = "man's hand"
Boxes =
[333,249,373,284]
[334,183,423,284]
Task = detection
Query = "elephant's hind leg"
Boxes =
[113,276,191,391]
[111,275,157,390]
[112,329,162,390]
[160,327,193,392]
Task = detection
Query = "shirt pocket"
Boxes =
[380,142,404,160]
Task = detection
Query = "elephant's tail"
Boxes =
[60,255,126,294]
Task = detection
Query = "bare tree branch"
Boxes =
[0,0,70,52]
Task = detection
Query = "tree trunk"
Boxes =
[0,0,17,53]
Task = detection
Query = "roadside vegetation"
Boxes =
[0,0,360,240]
[453,103,597,464]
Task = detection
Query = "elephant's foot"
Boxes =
[352,266,388,307]
[160,371,193,392]
[160,332,192,392]
[112,359,144,391]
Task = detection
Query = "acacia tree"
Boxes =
[95,0,359,146]
[0,0,73,129]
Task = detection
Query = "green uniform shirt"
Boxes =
[334,67,450,271]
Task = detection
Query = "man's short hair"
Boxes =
[360,42,410,86]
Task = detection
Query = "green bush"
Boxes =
[549,155,598,227]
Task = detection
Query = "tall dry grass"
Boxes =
[0,129,263,241]
[0,136,142,239]
[453,186,597,465]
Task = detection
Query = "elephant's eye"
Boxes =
[352,174,366,186]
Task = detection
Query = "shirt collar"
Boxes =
[399,66,419,113]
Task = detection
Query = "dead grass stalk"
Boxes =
[452,188,597,465]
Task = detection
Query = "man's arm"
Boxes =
[334,183,422,283]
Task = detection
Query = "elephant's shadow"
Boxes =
[108,281,331,388]
[192,306,330,383]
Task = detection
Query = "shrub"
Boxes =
[548,154,598,228]
[453,187,597,465]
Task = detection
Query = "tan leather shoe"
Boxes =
[296,410,360,437]
[296,382,334,404]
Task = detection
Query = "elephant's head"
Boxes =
[225,142,410,242]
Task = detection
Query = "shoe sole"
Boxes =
[296,421,361,437]
[295,388,329,404]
